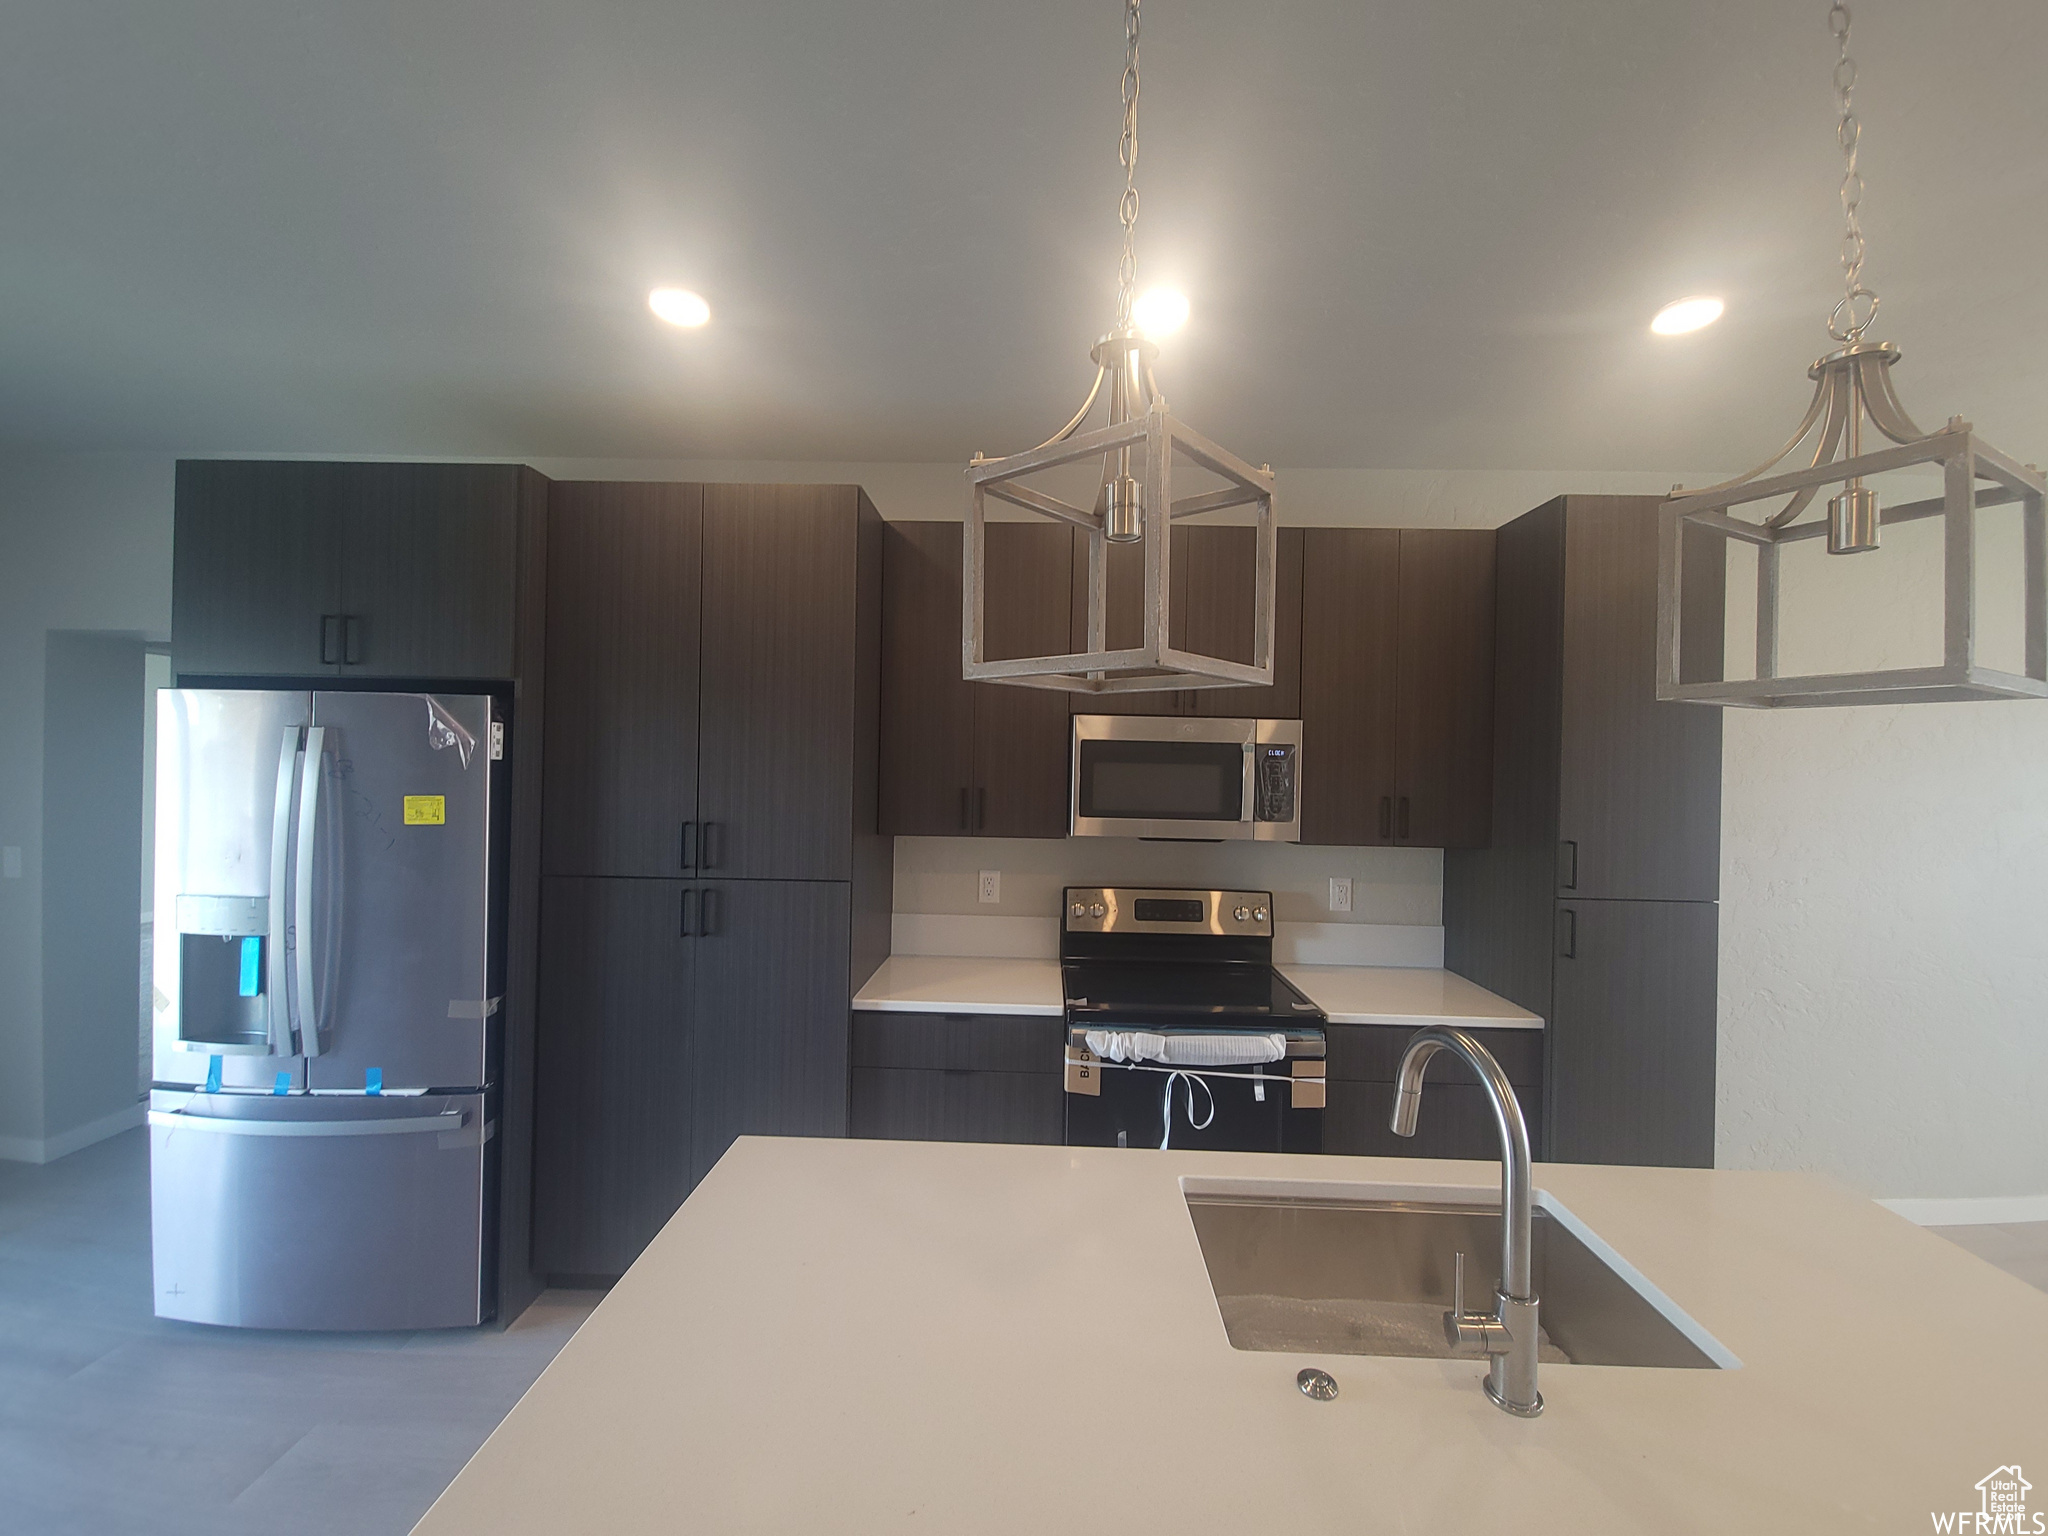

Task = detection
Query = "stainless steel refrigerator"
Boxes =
[149,690,505,1330]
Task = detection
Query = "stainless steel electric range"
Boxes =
[1060,887,1326,1152]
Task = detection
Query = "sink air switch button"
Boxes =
[1297,1368,1338,1401]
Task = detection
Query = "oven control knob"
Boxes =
[1253,905,1269,922]
[1089,901,1106,919]
[1070,902,1088,919]
[1233,905,1250,922]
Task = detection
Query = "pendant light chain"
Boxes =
[1115,0,1142,329]
[1827,2,1878,342]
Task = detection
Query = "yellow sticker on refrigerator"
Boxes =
[403,795,447,825]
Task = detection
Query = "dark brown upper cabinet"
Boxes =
[880,520,1074,838]
[1555,501,1724,902]
[545,482,883,884]
[696,485,884,881]
[541,483,703,879]
[1300,528,1496,849]
[1067,526,1306,721]
[172,460,534,680]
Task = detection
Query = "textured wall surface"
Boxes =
[1718,698,2048,1198]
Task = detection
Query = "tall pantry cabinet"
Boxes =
[1443,496,1724,1168]
[532,483,889,1280]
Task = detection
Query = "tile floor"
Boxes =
[1,1128,599,1536]
[3,1129,2043,1534]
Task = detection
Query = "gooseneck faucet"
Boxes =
[1391,1025,1543,1417]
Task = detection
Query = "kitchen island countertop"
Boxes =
[415,1138,2045,1534]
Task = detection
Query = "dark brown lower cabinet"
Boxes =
[536,876,857,1279]
[848,1012,1065,1144]
[690,880,855,1184]
[532,877,695,1279]
[1321,1025,1544,1160]
[1549,899,1717,1168]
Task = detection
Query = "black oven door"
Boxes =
[1066,1060,1322,1153]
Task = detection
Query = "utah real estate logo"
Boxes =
[1933,1466,2040,1534]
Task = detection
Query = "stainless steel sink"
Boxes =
[1183,1178,1739,1370]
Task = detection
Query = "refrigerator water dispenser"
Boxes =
[173,894,275,1053]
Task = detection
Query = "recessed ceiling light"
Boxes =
[649,288,711,328]
[1132,287,1189,339]
[1651,296,1724,336]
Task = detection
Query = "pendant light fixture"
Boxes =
[1657,4,2045,708]
[963,0,1277,694]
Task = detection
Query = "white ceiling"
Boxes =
[2,1,2043,469]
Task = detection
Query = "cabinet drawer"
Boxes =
[849,1067,1065,1145]
[1324,1079,1545,1161]
[1325,1023,1543,1086]
[851,1011,1064,1073]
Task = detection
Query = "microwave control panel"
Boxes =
[1255,744,1297,823]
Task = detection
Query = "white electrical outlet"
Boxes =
[1329,876,1352,913]
[978,869,1001,904]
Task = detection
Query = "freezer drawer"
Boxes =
[149,1090,493,1330]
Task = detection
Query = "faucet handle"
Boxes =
[1444,1251,1511,1357]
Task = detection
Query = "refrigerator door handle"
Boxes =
[294,727,327,1057]
[148,1107,465,1138]
[267,728,301,1057]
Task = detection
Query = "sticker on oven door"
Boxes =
[403,795,446,825]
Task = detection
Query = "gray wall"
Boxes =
[41,632,147,1144]
[0,454,172,1160]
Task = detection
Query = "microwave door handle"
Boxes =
[267,728,300,1057]
[293,727,326,1058]
[1241,742,1257,823]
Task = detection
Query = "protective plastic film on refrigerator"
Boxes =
[149,690,505,1330]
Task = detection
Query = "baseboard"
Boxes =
[1879,1194,2048,1226]
[0,1102,146,1165]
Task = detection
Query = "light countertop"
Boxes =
[415,1138,2046,1533]
[1278,964,1542,1029]
[852,953,1541,1029]
[851,954,1065,1016]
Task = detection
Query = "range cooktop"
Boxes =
[1058,886,1326,1034]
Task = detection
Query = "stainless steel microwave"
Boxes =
[1070,715,1301,841]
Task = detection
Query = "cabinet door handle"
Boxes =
[681,888,697,937]
[959,787,970,832]
[701,822,722,870]
[975,787,987,833]
[680,821,697,871]
[1557,840,1578,890]
[1378,796,1392,840]
[342,615,363,666]
[320,615,341,666]
[700,887,722,937]
[1557,907,1577,959]
[1397,796,1410,840]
